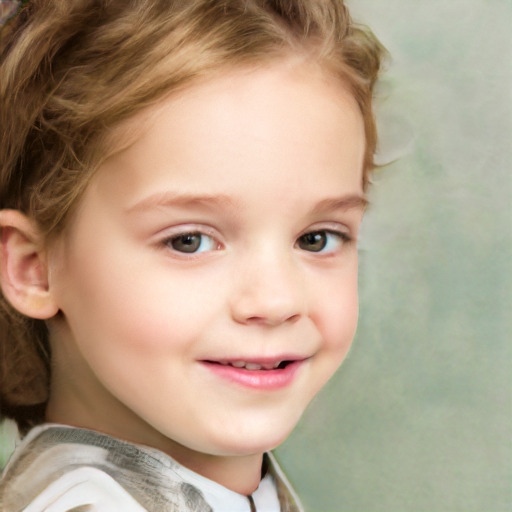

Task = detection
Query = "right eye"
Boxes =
[164,232,218,254]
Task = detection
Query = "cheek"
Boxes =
[314,264,359,353]
[59,244,223,357]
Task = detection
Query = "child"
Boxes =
[0,0,385,510]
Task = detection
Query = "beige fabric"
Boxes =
[0,424,303,512]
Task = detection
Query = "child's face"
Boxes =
[47,61,365,462]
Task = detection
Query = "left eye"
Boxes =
[165,232,218,253]
[296,230,347,253]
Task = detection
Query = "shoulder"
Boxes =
[12,466,147,512]
[1,424,211,512]
[0,425,146,511]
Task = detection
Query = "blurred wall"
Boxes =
[276,1,512,511]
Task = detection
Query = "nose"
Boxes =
[229,248,306,327]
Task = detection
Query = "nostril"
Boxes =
[244,313,300,327]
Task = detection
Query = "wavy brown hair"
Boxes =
[0,0,386,432]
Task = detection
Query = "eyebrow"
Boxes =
[310,195,368,214]
[126,192,237,213]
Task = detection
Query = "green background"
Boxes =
[277,0,512,511]
[1,1,511,511]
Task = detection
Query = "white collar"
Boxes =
[175,461,280,512]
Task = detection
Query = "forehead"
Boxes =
[84,61,365,213]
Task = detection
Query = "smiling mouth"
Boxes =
[200,358,306,389]
[204,360,295,371]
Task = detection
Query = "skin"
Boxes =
[38,60,367,495]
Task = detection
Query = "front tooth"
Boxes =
[245,363,262,371]
[273,361,282,369]
[232,361,246,368]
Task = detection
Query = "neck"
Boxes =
[166,445,265,496]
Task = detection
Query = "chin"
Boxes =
[206,415,301,457]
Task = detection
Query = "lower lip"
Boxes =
[201,360,305,390]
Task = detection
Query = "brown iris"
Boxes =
[297,231,327,252]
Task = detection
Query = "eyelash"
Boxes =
[160,227,351,256]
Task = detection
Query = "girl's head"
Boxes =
[0,0,385,437]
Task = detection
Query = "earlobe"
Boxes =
[0,209,59,319]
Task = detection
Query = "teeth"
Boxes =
[245,363,263,370]
[224,360,286,370]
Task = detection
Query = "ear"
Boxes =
[0,209,59,319]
